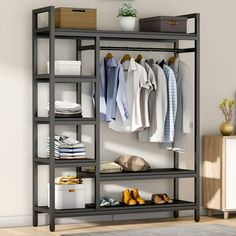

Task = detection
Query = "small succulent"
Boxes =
[219,98,235,122]
[117,2,138,17]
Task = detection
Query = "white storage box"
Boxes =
[47,60,81,75]
[48,184,85,209]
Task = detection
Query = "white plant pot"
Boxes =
[119,16,136,31]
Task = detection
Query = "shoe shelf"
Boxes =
[35,200,196,218]
[100,168,197,181]
[100,200,196,212]
[35,204,96,217]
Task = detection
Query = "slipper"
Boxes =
[103,196,120,206]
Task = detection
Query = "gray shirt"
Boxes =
[139,58,156,129]
[162,58,193,152]
[138,61,167,142]
[171,58,193,152]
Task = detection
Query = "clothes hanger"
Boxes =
[105,52,113,60]
[158,55,165,68]
[145,50,154,66]
[120,53,131,64]
[135,54,143,63]
[168,56,177,65]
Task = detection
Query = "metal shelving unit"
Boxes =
[33,6,200,232]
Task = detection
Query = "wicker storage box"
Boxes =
[140,16,187,33]
[55,7,97,30]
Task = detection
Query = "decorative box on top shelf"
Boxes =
[55,7,97,30]
[139,16,187,33]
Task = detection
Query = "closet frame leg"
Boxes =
[76,39,82,176]
[94,36,101,210]
[194,208,200,222]
[32,7,38,228]
[174,151,179,218]
[33,163,38,227]
[173,40,179,219]
[194,13,201,223]
[48,6,56,232]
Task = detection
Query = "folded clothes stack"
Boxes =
[46,135,87,159]
[47,101,83,118]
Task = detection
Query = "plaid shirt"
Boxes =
[163,65,177,142]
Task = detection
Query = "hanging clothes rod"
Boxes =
[78,45,195,53]
[100,46,195,53]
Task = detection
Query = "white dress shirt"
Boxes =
[109,58,149,133]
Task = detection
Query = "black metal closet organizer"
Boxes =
[32,6,200,232]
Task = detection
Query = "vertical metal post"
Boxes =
[194,13,200,222]
[32,9,38,227]
[173,40,179,218]
[95,37,100,210]
[48,6,56,232]
[76,39,82,176]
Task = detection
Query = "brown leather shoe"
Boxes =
[152,194,165,204]
[122,188,137,205]
[131,188,145,205]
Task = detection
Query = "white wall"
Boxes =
[0,0,236,227]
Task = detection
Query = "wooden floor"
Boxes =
[1,215,236,236]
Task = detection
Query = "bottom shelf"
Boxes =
[35,204,96,217]
[100,200,195,211]
[35,200,196,218]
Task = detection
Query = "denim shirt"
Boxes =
[99,57,129,122]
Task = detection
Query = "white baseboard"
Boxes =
[0,207,207,228]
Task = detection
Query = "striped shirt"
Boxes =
[163,65,177,142]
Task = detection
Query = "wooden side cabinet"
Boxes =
[202,135,236,219]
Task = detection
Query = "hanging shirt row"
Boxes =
[98,53,193,153]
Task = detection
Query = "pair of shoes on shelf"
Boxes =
[100,196,120,207]
[122,188,145,206]
[152,193,173,204]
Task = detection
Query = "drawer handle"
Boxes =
[69,189,75,192]
[168,21,178,25]
[72,9,87,13]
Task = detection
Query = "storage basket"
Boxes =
[140,16,187,33]
[55,7,97,30]
[48,184,85,209]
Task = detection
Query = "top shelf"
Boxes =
[34,28,198,41]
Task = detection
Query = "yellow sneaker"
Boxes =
[131,188,145,205]
[122,188,137,205]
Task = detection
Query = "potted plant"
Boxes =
[117,2,138,31]
[219,98,235,136]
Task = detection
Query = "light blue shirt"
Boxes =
[99,57,129,122]
[163,64,177,142]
